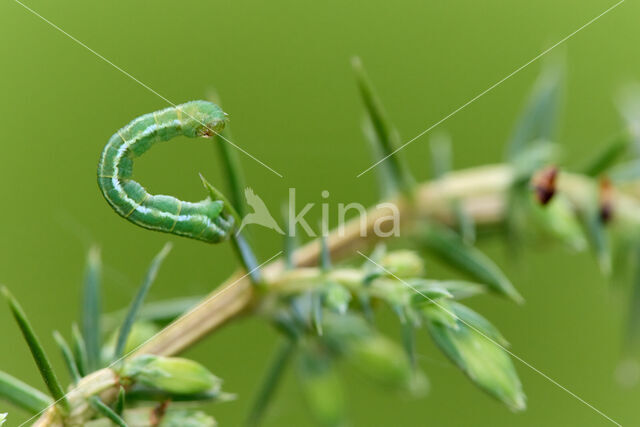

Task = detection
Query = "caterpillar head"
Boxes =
[181,100,227,138]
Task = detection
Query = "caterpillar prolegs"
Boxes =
[97,101,236,243]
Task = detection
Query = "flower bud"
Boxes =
[323,282,351,314]
[381,250,424,278]
[347,335,413,389]
[121,355,220,395]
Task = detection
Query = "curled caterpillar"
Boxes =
[97,100,235,243]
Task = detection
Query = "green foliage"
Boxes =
[89,396,127,427]
[529,195,587,251]
[582,131,632,177]
[115,387,125,416]
[417,224,524,303]
[247,339,296,426]
[297,347,345,427]
[2,287,69,413]
[82,246,102,373]
[0,371,52,414]
[581,196,612,275]
[353,56,414,194]
[424,302,526,411]
[53,331,81,384]
[206,91,248,218]
[71,323,89,377]
[7,59,640,427]
[506,62,563,161]
[114,243,172,360]
[120,355,221,395]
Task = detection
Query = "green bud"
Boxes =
[424,302,526,411]
[298,351,345,427]
[121,355,221,395]
[380,250,424,278]
[346,335,414,389]
[323,282,351,314]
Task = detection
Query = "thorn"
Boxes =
[531,165,558,205]
[599,176,614,224]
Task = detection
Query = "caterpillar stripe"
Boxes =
[97,100,235,243]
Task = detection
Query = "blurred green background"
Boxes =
[0,0,638,425]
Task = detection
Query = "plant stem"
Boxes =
[135,164,640,356]
[34,164,640,425]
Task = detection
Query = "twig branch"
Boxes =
[35,164,640,425]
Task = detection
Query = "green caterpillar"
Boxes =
[97,100,235,243]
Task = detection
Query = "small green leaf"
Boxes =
[449,302,510,347]
[207,90,247,217]
[582,131,631,177]
[115,386,125,416]
[90,396,127,427]
[452,199,476,245]
[2,287,69,413]
[424,302,525,411]
[323,282,351,315]
[199,174,241,225]
[320,232,331,271]
[357,291,375,324]
[624,243,640,353]
[312,290,324,336]
[530,195,587,251]
[352,56,413,194]
[363,117,397,199]
[230,233,262,283]
[407,279,455,307]
[420,280,485,300]
[581,201,611,276]
[417,224,524,303]
[53,331,81,384]
[206,163,262,282]
[282,204,297,270]
[402,321,416,369]
[297,348,345,427]
[82,245,102,372]
[420,299,459,330]
[0,370,52,414]
[247,339,296,426]
[507,62,563,161]
[429,131,453,180]
[362,244,387,282]
[71,323,89,377]
[114,243,172,360]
